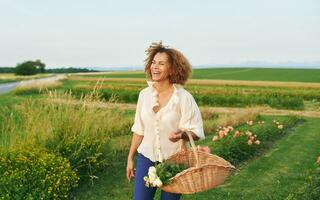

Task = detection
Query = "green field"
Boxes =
[0,68,319,199]
[82,68,320,83]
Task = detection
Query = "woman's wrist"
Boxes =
[127,153,135,161]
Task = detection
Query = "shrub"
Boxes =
[0,90,132,183]
[209,116,301,165]
[0,147,78,199]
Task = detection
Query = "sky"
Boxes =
[0,0,319,68]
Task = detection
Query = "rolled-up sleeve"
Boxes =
[131,91,144,135]
[179,93,205,140]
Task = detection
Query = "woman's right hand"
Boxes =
[126,158,135,182]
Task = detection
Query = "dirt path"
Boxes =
[201,106,320,118]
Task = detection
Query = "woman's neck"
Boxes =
[153,79,173,93]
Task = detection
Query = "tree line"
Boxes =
[0,60,99,75]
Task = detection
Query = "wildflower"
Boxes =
[227,126,234,131]
[212,135,219,141]
[258,121,265,127]
[197,145,211,153]
[254,140,261,145]
[245,131,252,136]
[246,121,253,126]
[233,131,241,138]
[219,130,226,138]
[277,124,283,129]
[249,136,255,141]
[223,127,230,133]
[247,140,253,145]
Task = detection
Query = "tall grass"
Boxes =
[0,87,132,182]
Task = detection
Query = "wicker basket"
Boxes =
[161,131,235,194]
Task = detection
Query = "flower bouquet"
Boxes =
[144,163,188,188]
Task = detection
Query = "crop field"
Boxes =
[80,68,320,83]
[0,67,319,199]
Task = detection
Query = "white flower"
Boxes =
[148,166,157,182]
[154,177,163,187]
[148,166,156,175]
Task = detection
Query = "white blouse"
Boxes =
[131,81,205,162]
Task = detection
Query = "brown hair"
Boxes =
[144,41,192,85]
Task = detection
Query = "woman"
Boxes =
[126,42,205,200]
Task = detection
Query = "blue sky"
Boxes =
[0,0,319,68]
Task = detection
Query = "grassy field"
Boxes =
[71,116,319,200]
[0,68,319,199]
[80,68,320,83]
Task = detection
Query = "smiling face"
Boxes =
[150,52,171,82]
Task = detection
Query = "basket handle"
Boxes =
[180,131,200,168]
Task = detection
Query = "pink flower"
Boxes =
[227,126,234,131]
[247,140,253,145]
[219,130,226,138]
[254,140,261,145]
[197,145,211,153]
[245,131,252,136]
[223,127,231,133]
[212,135,219,141]
[249,136,255,141]
[233,131,241,138]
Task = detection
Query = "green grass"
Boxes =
[183,117,320,200]
[71,116,320,200]
[192,68,320,82]
[0,92,39,108]
[0,79,17,84]
[84,68,320,83]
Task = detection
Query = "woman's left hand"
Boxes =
[169,130,183,142]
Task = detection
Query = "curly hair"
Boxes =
[144,41,192,85]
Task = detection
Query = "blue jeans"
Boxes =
[133,153,181,200]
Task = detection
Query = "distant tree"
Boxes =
[0,67,15,73]
[15,60,46,75]
[35,59,46,73]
